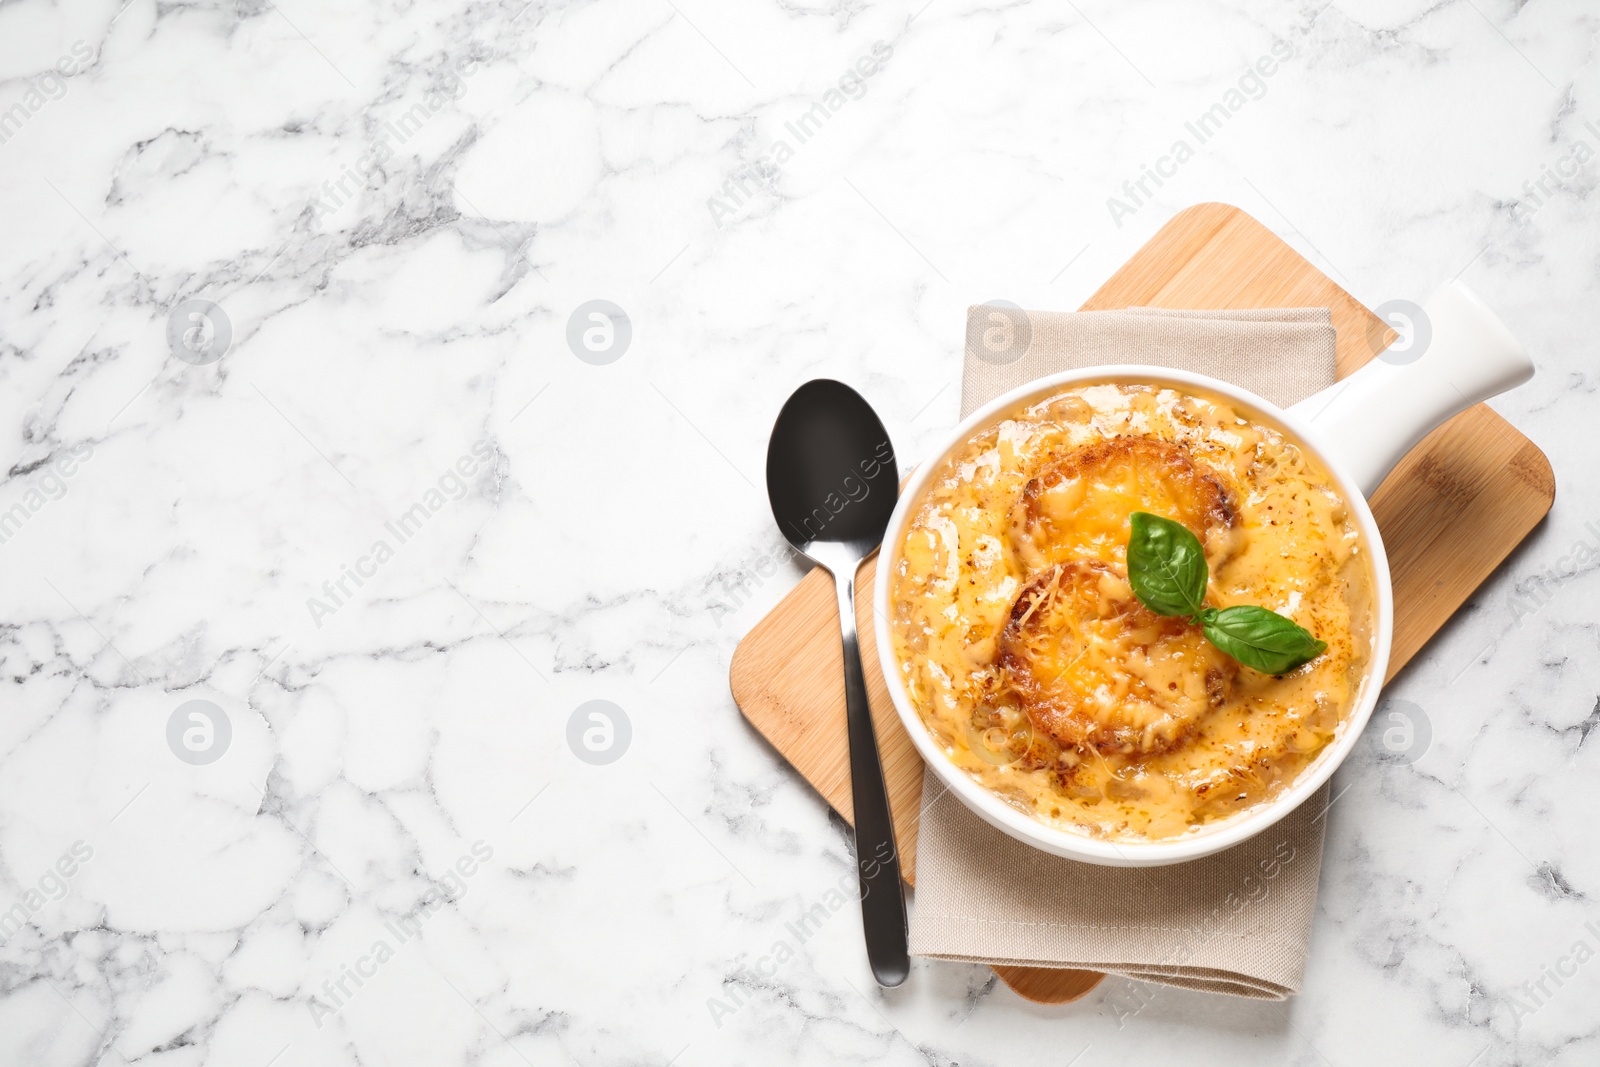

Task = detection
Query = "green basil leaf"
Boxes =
[1200,605,1328,675]
[1127,511,1209,618]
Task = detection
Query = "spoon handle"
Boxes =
[832,566,910,987]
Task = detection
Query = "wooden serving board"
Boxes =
[728,203,1555,1005]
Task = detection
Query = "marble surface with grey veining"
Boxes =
[0,0,1597,1064]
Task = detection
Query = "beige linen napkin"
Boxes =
[909,305,1338,1000]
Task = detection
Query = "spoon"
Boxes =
[765,378,909,988]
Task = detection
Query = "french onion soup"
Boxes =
[887,382,1375,841]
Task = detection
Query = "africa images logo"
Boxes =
[705,42,894,227]
[305,441,496,628]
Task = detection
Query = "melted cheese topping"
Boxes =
[889,383,1375,841]
[999,560,1237,757]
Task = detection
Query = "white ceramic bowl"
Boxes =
[873,281,1533,867]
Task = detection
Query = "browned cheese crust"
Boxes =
[996,560,1237,757]
[1013,437,1240,572]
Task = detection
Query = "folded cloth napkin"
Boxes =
[909,304,1338,1000]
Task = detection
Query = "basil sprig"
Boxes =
[1127,512,1208,617]
[1127,512,1327,675]
[1196,606,1328,674]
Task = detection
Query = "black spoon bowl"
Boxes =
[765,379,909,988]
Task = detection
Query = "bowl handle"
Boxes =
[1287,280,1535,498]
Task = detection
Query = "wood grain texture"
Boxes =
[728,202,1555,1006]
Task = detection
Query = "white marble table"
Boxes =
[0,1,1596,1064]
